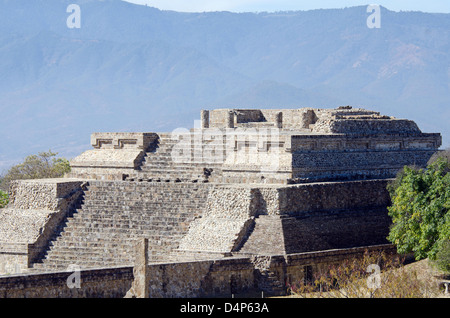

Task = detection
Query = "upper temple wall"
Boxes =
[310,107,422,135]
[66,106,442,184]
[207,108,319,130]
[204,106,424,135]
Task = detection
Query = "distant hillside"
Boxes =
[0,0,449,171]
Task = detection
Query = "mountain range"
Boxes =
[0,0,449,171]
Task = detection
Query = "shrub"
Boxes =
[289,251,439,298]
[0,151,71,191]
[387,158,450,261]
[0,190,8,208]
[433,239,450,274]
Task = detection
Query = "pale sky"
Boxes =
[123,0,450,13]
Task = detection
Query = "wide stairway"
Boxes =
[128,132,224,183]
[32,181,211,271]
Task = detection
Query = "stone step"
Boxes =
[66,217,196,225]
[32,257,132,271]
[138,164,208,170]
[59,226,190,235]
[39,242,176,263]
[140,162,220,168]
[82,188,207,194]
[76,204,206,211]
[44,238,180,259]
[85,182,210,190]
[125,177,208,183]
[43,249,134,260]
[39,249,134,261]
[81,190,208,197]
[142,156,225,164]
[77,199,204,206]
[60,221,183,231]
[257,271,286,296]
[52,227,186,238]
[0,242,28,253]
[76,206,204,213]
[48,239,136,248]
[65,214,195,223]
[49,236,172,247]
[56,232,183,242]
[34,180,211,269]
[131,172,205,179]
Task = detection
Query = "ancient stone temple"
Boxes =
[68,106,441,184]
[0,106,442,298]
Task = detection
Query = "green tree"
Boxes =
[387,157,450,262]
[0,190,8,208]
[434,239,450,273]
[0,151,71,192]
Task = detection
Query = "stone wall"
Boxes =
[280,208,392,254]
[277,179,390,214]
[0,243,395,298]
[208,108,318,130]
[0,179,84,274]
[176,186,258,254]
[253,187,280,215]
[312,118,421,134]
[7,179,84,211]
[69,132,158,180]
[290,133,441,152]
[237,180,392,256]
[291,134,440,182]
[282,244,398,287]
[232,179,390,218]
[176,180,392,257]
[146,258,256,298]
[89,132,158,150]
[137,244,397,298]
[292,150,437,182]
[220,130,292,184]
[0,266,133,298]
[206,107,423,133]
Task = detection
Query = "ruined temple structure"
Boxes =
[0,106,442,297]
[68,106,441,184]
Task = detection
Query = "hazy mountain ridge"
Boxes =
[0,0,449,171]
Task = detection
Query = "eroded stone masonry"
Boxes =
[0,106,442,297]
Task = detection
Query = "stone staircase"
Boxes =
[236,215,286,256]
[31,181,211,271]
[256,270,286,296]
[251,255,286,296]
[127,132,224,183]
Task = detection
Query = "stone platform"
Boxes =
[0,106,442,297]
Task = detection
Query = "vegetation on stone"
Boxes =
[0,189,8,208]
[434,239,450,273]
[387,150,450,273]
[0,150,71,193]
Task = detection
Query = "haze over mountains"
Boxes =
[0,0,449,171]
